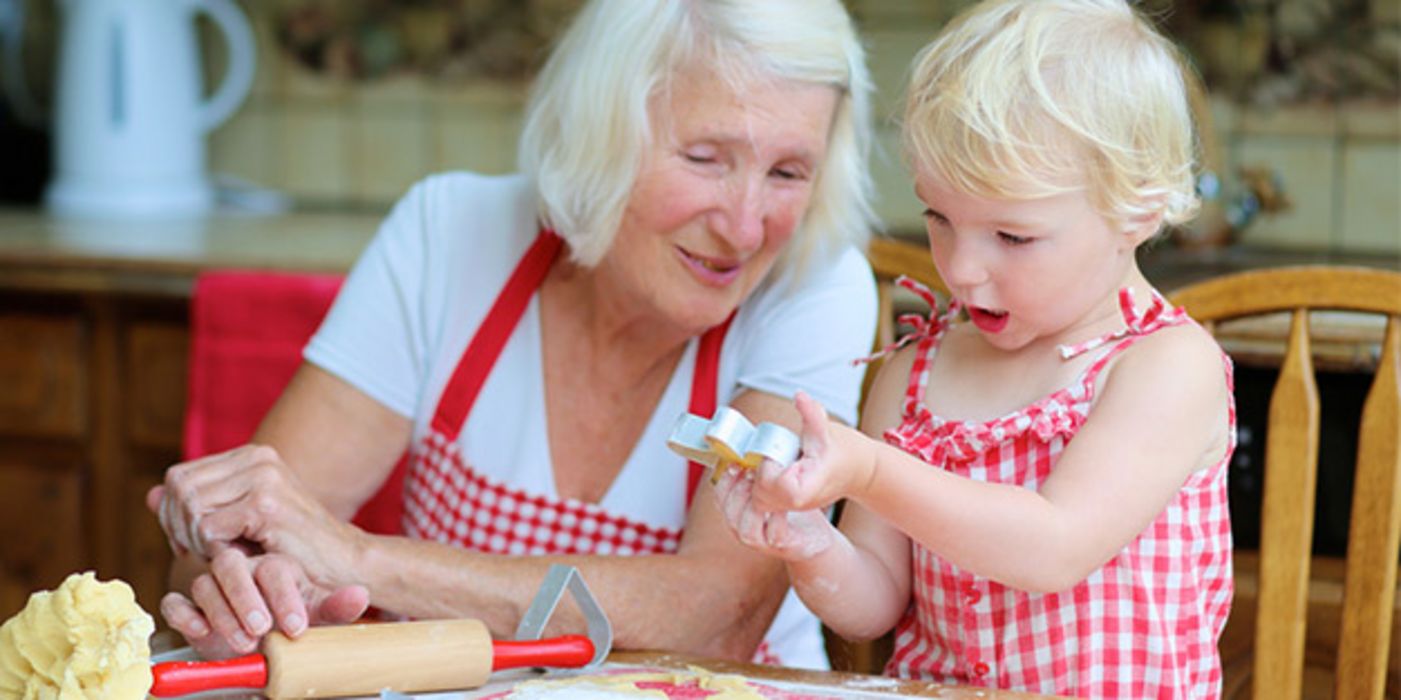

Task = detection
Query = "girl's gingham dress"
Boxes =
[881,279,1235,699]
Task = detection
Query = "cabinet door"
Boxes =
[0,459,85,619]
[0,314,86,438]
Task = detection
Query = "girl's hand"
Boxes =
[751,392,876,512]
[160,549,368,659]
[147,444,365,590]
[713,467,836,562]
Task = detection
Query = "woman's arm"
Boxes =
[345,388,797,660]
[158,384,799,661]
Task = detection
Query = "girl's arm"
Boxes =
[768,324,1232,593]
[759,351,918,641]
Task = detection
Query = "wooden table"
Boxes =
[610,650,1070,699]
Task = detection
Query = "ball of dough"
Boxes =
[0,571,155,699]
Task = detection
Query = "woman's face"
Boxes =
[599,63,840,334]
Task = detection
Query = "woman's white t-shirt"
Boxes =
[305,172,877,669]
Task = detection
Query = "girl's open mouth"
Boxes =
[968,305,1009,333]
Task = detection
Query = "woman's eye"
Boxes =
[684,153,715,164]
[771,167,806,181]
[998,231,1032,246]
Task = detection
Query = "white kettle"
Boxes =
[45,0,255,218]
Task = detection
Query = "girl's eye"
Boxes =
[923,209,949,226]
[998,231,1033,246]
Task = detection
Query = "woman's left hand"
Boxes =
[713,466,836,562]
[147,444,364,589]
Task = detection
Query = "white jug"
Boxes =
[45,0,255,218]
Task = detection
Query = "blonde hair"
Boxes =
[904,0,1200,231]
[518,0,876,278]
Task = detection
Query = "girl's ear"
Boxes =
[1121,209,1164,249]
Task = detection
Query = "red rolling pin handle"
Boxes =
[490,634,595,671]
[150,653,268,697]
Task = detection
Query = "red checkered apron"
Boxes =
[401,229,780,663]
[882,282,1234,699]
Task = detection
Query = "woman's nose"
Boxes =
[713,176,766,253]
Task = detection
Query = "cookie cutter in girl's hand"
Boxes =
[667,406,801,483]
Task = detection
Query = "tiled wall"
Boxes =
[207,1,1401,255]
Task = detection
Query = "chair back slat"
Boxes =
[1252,308,1322,700]
[1170,266,1401,699]
[1335,314,1401,700]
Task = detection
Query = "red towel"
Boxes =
[184,270,403,535]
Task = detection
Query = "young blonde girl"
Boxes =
[715,1,1234,697]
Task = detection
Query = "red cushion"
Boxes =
[183,270,403,535]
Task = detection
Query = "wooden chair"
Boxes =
[823,236,947,674]
[1169,266,1401,700]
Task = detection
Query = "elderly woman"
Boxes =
[150,0,877,669]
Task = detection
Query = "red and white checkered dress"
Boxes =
[881,280,1235,699]
[399,229,781,665]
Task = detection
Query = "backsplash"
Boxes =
[198,0,1396,254]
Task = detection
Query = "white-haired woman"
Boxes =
[149,0,878,670]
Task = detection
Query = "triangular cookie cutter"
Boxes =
[378,565,612,699]
[514,564,613,667]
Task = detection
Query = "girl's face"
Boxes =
[916,171,1152,354]
[598,63,839,334]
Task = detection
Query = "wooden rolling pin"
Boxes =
[150,619,595,698]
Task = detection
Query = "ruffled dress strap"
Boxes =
[1064,287,1192,390]
[854,276,962,415]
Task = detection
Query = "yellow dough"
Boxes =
[507,668,767,699]
[0,572,155,699]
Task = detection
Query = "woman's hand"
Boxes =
[713,467,836,562]
[161,549,368,659]
[751,392,877,512]
[147,444,365,590]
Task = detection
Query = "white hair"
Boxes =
[518,0,877,280]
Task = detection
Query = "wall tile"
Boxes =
[352,110,431,205]
[863,27,939,122]
[281,104,350,202]
[208,103,279,189]
[433,105,522,175]
[1339,141,1401,253]
[1232,135,1337,249]
[871,125,922,235]
[1235,104,1339,137]
[1340,103,1401,139]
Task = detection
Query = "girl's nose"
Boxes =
[940,238,989,288]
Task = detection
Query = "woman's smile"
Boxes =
[676,245,744,286]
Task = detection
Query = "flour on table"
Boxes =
[501,668,768,699]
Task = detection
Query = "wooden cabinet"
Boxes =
[0,293,187,618]
[0,209,378,620]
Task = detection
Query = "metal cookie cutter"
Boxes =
[667,406,801,483]
[379,564,613,700]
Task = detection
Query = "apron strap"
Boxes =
[426,226,734,511]
[685,315,734,508]
[430,229,563,436]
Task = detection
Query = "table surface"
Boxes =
[607,650,1068,699]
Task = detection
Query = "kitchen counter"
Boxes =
[0,208,382,295]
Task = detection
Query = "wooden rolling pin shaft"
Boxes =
[150,619,596,698]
